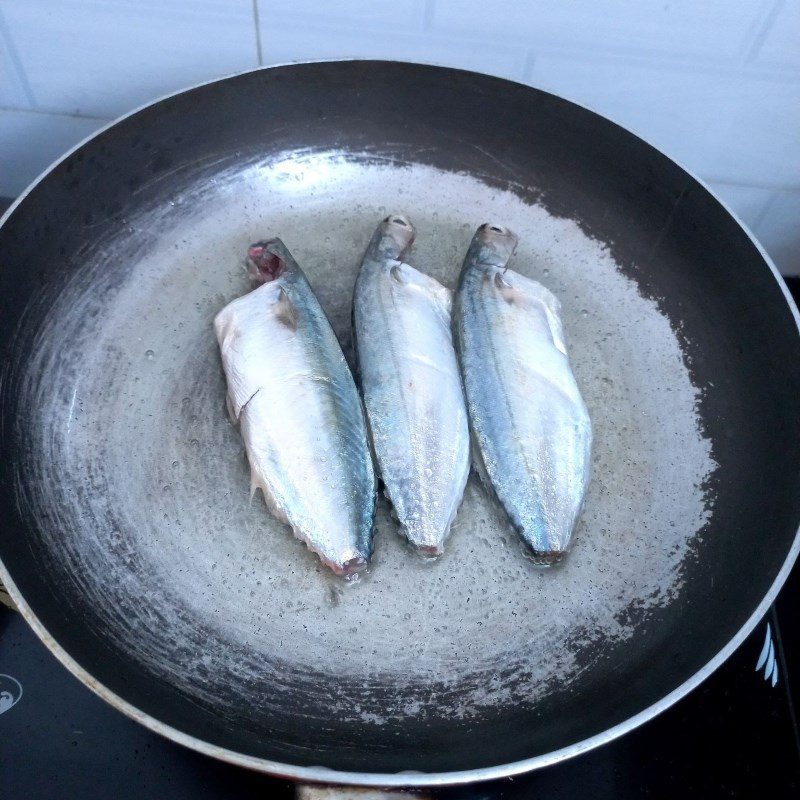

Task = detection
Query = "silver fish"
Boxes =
[353,215,470,554]
[454,224,592,564]
[214,239,376,575]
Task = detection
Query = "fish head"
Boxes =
[470,223,519,268]
[368,213,415,261]
[247,238,293,284]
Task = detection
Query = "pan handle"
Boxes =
[296,786,432,799]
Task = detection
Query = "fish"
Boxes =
[353,214,470,555]
[214,238,376,576]
[454,223,592,564]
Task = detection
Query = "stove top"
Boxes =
[1,185,798,796]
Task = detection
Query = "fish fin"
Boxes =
[249,468,289,524]
[229,387,261,426]
[471,434,493,490]
[393,260,454,320]
[226,393,238,424]
[427,280,453,319]
[494,271,512,290]
[542,303,567,355]
[436,284,453,313]
[499,269,568,355]
[213,308,238,356]
[272,287,298,331]
[491,269,518,308]
[523,279,566,353]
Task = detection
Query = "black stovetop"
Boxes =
[1,187,798,796]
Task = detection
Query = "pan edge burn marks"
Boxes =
[12,150,716,743]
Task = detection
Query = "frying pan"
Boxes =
[1,61,799,789]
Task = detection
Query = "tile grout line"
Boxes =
[0,8,36,108]
[252,0,264,66]
[751,191,779,232]
[704,177,800,193]
[422,0,435,29]
[0,105,110,122]
[522,50,537,83]
[742,0,785,64]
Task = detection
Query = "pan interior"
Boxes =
[12,149,716,766]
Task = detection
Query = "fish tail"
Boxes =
[364,213,415,262]
[465,223,518,270]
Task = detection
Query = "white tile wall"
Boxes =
[0,108,108,193]
[0,0,798,273]
[0,10,32,107]
[706,181,773,230]
[258,21,528,83]
[755,190,800,275]
[266,0,428,29]
[753,0,800,68]
[2,1,257,118]
[529,55,800,188]
[431,0,767,59]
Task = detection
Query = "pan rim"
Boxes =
[1,58,799,788]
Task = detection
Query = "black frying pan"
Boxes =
[1,61,799,788]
